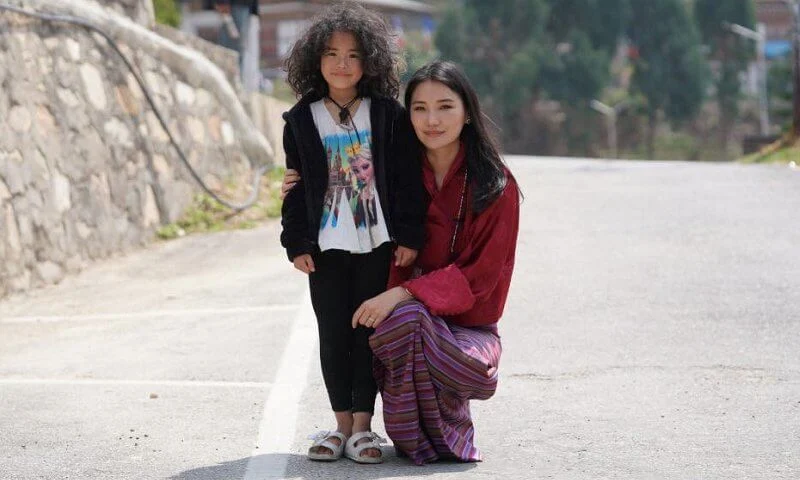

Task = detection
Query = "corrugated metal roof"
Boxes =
[258,0,436,15]
[353,0,435,14]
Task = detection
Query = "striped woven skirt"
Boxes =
[369,300,502,465]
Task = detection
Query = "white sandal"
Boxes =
[307,430,347,461]
[344,431,386,464]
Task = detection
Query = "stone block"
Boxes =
[57,88,81,108]
[80,64,107,110]
[0,178,11,201]
[3,203,21,254]
[64,255,86,274]
[196,89,212,109]
[35,261,64,285]
[142,185,160,228]
[207,116,222,142]
[65,38,81,61]
[36,105,57,133]
[146,111,169,143]
[187,117,205,144]
[75,221,92,240]
[3,151,26,195]
[104,117,134,148]
[221,121,235,146]
[115,85,140,116]
[9,270,31,292]
[51,170,72,214]
[175,81,196,107]
[9,105,32,134]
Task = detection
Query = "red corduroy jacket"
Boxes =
[388,145,520,327]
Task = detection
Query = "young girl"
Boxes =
[280,3,425,464]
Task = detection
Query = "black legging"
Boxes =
[308,243,392,413]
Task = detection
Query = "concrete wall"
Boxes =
[0,1,265,298]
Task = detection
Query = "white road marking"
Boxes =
[0,305,297,324]
[244,287,317,480]
[0,378,270,388]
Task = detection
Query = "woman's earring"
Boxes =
[465,116,471,124]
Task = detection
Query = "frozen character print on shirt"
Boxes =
[320,129,379,230]
[350,149,379,227]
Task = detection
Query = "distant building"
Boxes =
[755,0,794,59]
[180,0,437,78]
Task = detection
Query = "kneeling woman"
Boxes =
[352,60,520,465]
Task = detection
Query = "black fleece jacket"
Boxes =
[280,94,426,261]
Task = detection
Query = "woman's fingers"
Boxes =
[352,301,383,329]
[280,182,295,200]
[280,170,301,200]
[394,247,418,267]
[352,303,369,329]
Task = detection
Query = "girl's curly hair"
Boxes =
[284,3,404,99]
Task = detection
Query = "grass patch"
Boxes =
[156,166,285,241]
[740,134,800,164]
[741,146,800,164]
[616,133,729,161]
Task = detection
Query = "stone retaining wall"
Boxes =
[0,3,263,298]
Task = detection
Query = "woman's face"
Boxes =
[409,80,467,154]
[320,31,363,96]
[351,156,374,184]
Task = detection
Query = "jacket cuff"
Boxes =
[393,226,425,251]
[403,265,475,316]
[285,241,315,262]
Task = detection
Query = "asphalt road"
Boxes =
[1,157,799,479]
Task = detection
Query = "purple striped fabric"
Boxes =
[369,300,502,465]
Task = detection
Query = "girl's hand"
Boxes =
[292,254,315,274]
[281,169,301,200]
[394,246,418,267]
[352,287,412,329]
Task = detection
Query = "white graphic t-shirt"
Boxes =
[310,98,391,253]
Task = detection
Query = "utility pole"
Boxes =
[723,22,770,135]
[590,100,628,159]
[785,0,800,138]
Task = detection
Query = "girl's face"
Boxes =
[351,156,374,184]
[409,80,467,154]
[320,31,363,96]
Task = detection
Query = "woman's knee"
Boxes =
[380,300,431,330]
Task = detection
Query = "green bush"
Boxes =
[156,167,286,241]
[153,0,181,28]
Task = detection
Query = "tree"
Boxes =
[694,0,756,157]
[541,0,631,155]
[538,30,613,154]
[399,31,438,84]
[769,58,794,131]
[547,0,631,53]
[436,0,551,151]
[435,0,629,154]
[628,0,709,159]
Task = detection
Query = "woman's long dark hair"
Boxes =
[284,3,403,99]
[404,60,508,214]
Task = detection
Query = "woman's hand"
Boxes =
[292,254,315,274]
[394,246,418,267]
[280,169,301,200]
[352,287,412,329]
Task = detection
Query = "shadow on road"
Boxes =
[171,450,478,479]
